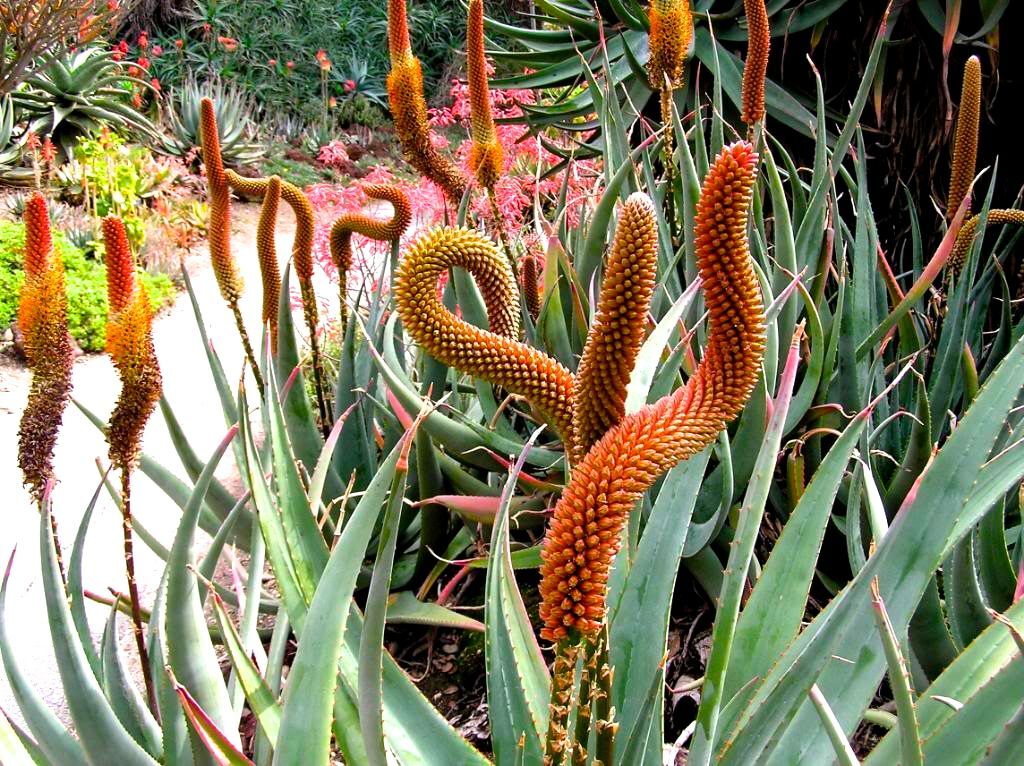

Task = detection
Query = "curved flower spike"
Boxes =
[394,226,576,443]
[647,0,693,173]
[329,184,412,327]
[467,0,503,191]
[256,175,282,352]
[388,0,468,204]
[104,217,163,472]
[18,194,73,498]
[572,192,658,460]
[199,98,242,305]
[539,142,766,640]
[741,0,770,127]
[947,55,981,221]
[948,209,1024,273]
[225,170,330,428]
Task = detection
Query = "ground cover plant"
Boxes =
[3,1,1024,765]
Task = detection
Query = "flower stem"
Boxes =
[120,470,158,716]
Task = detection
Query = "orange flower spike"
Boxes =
[947,55,981,221]
[466,0,503,191]
[199,99,241,304]
[104,218,162,471]
[22,193,51,280]
[647,0,693,92]
[256,175,282,350]
[387,0,468,204]
[741,0,771,127]
[17,195,73,497]
[330,184,412,325]
[572,192,659,460]
[102,216,135,313]
[394,227,576,444]
[539,143,765,641]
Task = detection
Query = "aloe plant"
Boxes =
[3,2,1024,765]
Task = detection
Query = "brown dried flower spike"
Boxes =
[539,142,766,640]
[17,193,73,498]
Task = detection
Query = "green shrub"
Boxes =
[0,221,175,352]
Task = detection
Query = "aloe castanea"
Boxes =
[741,0,771,132]
[103,216,163,715]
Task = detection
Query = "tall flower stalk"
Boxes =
[387,0,467,205]
[17,193,74,578]
[539,143,765,761]
[947,55,981,221]
[103,216,163,715]
[198,97,263,391]
[741,0,770,135]
[256,174,282,352]
[647,0,693,176]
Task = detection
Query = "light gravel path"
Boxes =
[0,203,331,729]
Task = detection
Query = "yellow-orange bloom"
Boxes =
[539,142,765,640]
[647,0,692,92]
[17,194,73,498]
[329,184,412,325]
[948,55,981,221]
[199,98,242,305]
[394,226,576,443]
[256,175,282,351]
[387,0,468,204]
[741,0,770,126]
[572,192,658,460]
[466,0,503,191]
[104,218,162,471]
[948,209,1024,273]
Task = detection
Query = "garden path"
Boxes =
[0,203,340,729]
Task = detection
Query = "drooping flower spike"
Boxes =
[539,142,766,641]
[17,194,73,499]
[199,98,262,389]
[394,226,577,444]
[647,0,693,171]
[256,175,282,352]
[948,209,1024,274]
[572,192,658,461]
[387,0,468,204]
[947,55,981,221]
[741,0,770,129]
[223,169,331,430]
[466,0,503,192]
[329,184,412,328]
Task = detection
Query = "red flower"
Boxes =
[131,90,142,108]
[137,33,148,49]
[268,58,277,66]
[217,36,238,52]
[116,40,129,54]
[202,22,211,35]
[111,51,123,61]
[25,132,41,151]
[106,0,118,11]
[328,97,337,108]
[150,78,161,92]
[151,44,162,56]
[174,38,184,49]
[40,138,56,166]
[128,65,140,77]
[137,56,150,69]
[285,60,295,70]
[344,79,356,92]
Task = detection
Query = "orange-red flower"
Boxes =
[466,0,503,191]
[647,0,692,92]
[103,218,162,471]
[17,194,73,498]
[538,143,766,640]
[330,184,412,326]
[741,0,770,126]
[395,226,576,443]
[948,55,981,220]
